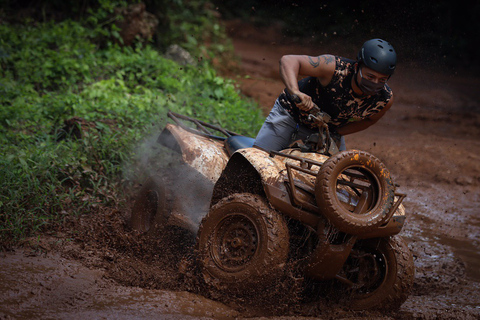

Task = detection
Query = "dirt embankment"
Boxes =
[2,21,480,319]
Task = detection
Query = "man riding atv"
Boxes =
[130,38,413,312]
[254,38,396,152]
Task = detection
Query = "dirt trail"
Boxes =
[0,249,238,320]
[2,21,480,319]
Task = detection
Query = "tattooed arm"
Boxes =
[279,54,335,111]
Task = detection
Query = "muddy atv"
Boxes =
[130,110,415,311]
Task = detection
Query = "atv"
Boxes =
[130,110,415,311]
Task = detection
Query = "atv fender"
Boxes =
[158,123,230,182]
[234,147,328,186]
[211,148,325,230]
[235,148,286,185]
[212,148,355,280]
[210,150,270,206]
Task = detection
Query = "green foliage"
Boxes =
[163,1,233,61]
[0,12,263,244]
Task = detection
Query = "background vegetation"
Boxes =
[0,0,263,244]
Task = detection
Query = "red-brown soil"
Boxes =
[1,21,479,319]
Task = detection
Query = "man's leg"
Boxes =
[254,100,298,151]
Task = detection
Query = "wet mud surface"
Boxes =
[2,21,480,319]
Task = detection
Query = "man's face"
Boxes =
[358,66,389,84]
[354,65,390,95]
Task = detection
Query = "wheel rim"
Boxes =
[335,166,380,215]
[345,247,388,296]
[210,214,259,272]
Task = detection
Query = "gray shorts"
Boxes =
[254,99,346,151]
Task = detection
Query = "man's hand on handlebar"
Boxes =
[290,92,331,127]
[291,92,323,117]
[290,92,315,112]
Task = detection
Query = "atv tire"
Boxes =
[130,175,169,234]
[343,235,414,310]
[196,193,289,295]
[315,150,395,234]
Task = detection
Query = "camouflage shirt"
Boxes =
[278,56,393,130]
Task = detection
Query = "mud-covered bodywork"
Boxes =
[212,147,406,237]
[214,148,328,229]
[154,122,233,232]
[159,123,229,182]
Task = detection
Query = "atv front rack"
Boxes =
[167,111,241,141]
[270,150,323,213]
[269,150,406,219]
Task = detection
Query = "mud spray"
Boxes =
[126,127,215,234]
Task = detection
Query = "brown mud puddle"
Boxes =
[0,249,238,319]
[2,20,480,319]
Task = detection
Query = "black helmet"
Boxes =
[357,39,397,75]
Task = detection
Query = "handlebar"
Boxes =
[290,93,336,155]
[290,94,331,126]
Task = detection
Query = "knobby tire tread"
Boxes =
[196,193,289,295]
[350,235,415,310]
[316,150,395,234]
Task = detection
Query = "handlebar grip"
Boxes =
[290,93,330,123]
[290,94,302,104]
[310,105,321,114]
[291,94,320,113]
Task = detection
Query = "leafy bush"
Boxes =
[159,0,236,67]
[0,11,263,244]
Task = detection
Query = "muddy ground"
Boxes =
[2,21,480,319]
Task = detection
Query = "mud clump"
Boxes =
[63,207,195,292]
